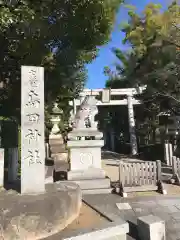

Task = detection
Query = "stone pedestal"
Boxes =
[67,95,111,194]
[67,135,111,194]
[68,140,106,180]
[68,140,103,170]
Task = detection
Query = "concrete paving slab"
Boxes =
[116,203,132,210]
[83,194,180,240]
[175,204,180,210]
[171,212,180,221]
[62,220,129,240]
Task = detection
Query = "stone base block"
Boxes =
[67,168,111,194]
[67,168,106,180]
[71,178,111,190]
[0,182,81,240]
[45,165,54,184]
[68,129,103,139]
[137,215,166,240]
[82,188,113,195]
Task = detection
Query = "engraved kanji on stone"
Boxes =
[26,90,40,108]
[26,113,40,123]
[29,69,38,87]
[25,129,41,144]
[24,149,42,166]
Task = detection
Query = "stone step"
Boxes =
[54,160,69,172]
[71,178,111,190]
[67,169,106,180]
[52,152,68,162]
[50,146,66,153]
[82,188,113,195]
[45,165,54,178]
[45,176,53,184]
[55,180,112,194]
[45,165,54,184]
[49,138,64,143]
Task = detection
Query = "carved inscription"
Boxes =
[80,152,93,166]
[25,69,40,165]
[24,149,42,166]
[25,129,41,144]
[26,90,40,107]
[26,113,40,123]
[28,69,39,87]
[22,66,44,167]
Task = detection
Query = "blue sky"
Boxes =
[86,0,169,89]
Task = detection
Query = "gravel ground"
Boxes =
[46,203,109,239]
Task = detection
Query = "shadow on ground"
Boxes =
[128,220,139,240]
[3,170,21,192]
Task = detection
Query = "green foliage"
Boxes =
[0,0,123,124]
[1,119,18,148]
[104,1,180,144]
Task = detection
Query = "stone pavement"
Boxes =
[83,194,180,240]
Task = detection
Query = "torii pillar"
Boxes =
[127,94,138,155]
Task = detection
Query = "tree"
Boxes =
[104,47,136,88]
[124,2,180,115]
[0,0,123,122]
[103,2,180,145]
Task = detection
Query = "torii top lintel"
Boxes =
[79,86,146,97]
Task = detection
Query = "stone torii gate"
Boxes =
[70,87,145,156]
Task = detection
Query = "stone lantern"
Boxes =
[49,103,67,162]
[50,103,62,137]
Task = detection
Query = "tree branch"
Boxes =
[157,92,180,104]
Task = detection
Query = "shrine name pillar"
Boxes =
[127,94,138,155]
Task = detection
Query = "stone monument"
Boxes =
[67,95,111,194]
[21,66,45,194]
[0,66,82,240]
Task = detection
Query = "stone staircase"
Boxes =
[45,158,54,184]
[53,159,112,194]
[70,177,112,195]
[45,135,68,184]
[45,166,113,195]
